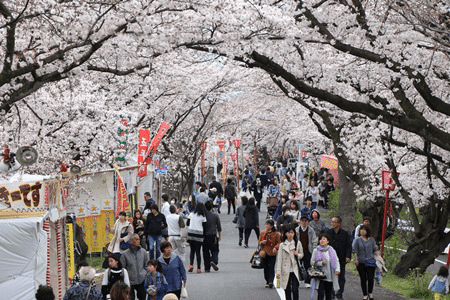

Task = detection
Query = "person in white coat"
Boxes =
[106,211,133,256]
[276,225,304,300]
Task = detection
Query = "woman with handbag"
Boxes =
[311,232,340,300]
[352,225,378,300]
[106,211,133,257]
[276,226,304,300]
[258,219,281,288]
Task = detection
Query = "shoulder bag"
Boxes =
[360,238,377,267]
[119,226,131,250]
[250,246,265,269]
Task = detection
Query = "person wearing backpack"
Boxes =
[143,260,168,300]
[101,254,130,300]
[428,266,449,299]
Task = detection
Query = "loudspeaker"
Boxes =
[70,165,81,174]
[15,146,38,166]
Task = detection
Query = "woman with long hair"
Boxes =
[276,226,304,300]
[352,225,378,300]
[258,219,281,289]
[109,281,130,300]
[106,211,133,257]
[187,202,207,273]
[101,254,130,300]
[133,209,146,249]
[311,233,340,300]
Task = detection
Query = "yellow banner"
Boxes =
[76,210,115,253]
[66,223,75,279]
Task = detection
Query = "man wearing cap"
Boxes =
[296,215,318,288]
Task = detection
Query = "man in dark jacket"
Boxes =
[202,201,222,272]
[225,179,237,214]
[120,234,148,300]
[144,204,167,260]
[327,216,352,300]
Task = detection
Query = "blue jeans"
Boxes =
[148,235,162,259]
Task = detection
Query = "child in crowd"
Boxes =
[144,259,168,300]
[428,266,449,300]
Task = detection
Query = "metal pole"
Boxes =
[381,189,389,257]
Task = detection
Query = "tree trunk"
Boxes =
[337,165,357,231]
[394,229,450,277]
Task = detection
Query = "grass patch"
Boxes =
[86,256,105,271]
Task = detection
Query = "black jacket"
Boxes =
[209,180,224,197]
[327,228,352,262]
[225,183,237,199]
[243,204,259,229]
[145,212,167,236]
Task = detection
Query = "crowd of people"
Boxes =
[35,160,390,300]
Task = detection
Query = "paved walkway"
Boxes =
[184,203,403,300]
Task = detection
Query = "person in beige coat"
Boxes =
[276,225,304,300]
[107,211,134,256]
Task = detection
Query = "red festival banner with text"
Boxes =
[320,155,339,186]
[138,122,171,177]
[137,130,151,177]
[114,165,130,215]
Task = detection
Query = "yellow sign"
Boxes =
[66,223,75,279]
[77,210,114,253]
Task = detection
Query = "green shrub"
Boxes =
[383,235,402,271]
[407,269,433,299]
[324,188,340,218]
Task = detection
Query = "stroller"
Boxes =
[266,196,279,219]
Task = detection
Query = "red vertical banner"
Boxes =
[114,165,130,215]
[138,122,171,177]
[216,140,227,184]
[201,142,207,183]
[138,130,151,177]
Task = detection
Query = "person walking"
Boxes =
[258,219,281,288]
[203,201,222,272]
[353,225,378,300]
[209,176,224,213]
[276,205,293,234]
[109,281,130,300]
[143,260,168,300]
[63,266,102,300]
[145,204,167,260]
[101,254,130,300]
[158,241,187,299]
[166,205,186,262]
[107,211,133,257]
[327,216,352,300]
[120,234,149,300]
[311,233,340,300]
[235,196,248,246]
[243,197,260,248]
[187,202,207,273]
[296,215,318,288]
[310,209,327,237]
[428,266,449,300]
[276,226,304,300]
[225,178,238,214]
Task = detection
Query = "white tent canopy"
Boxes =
[0,216,47,299]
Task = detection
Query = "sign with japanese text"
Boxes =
[382,170,399,191]
[0,180,44,210]
[66,223,75,279]
[137,130,151,177]
[138,122,171,177]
